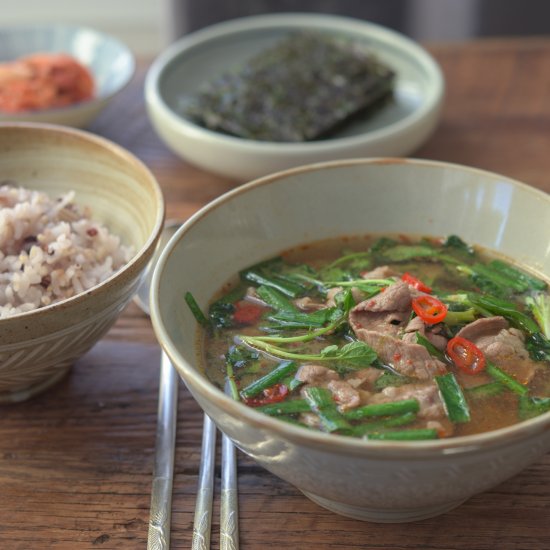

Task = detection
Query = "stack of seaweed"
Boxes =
[181,31,395,142]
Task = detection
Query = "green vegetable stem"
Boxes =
[240,360,297,399]
[435,373,471,423]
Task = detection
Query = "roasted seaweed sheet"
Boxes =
[180,31,395,142]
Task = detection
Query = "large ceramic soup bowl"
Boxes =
[150,159,550,522]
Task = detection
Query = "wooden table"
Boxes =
[1,37,550,550]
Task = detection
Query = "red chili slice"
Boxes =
[233,301,264,325]
[244,384,289,407]
[401,272,432,294]
[446,336,486,375]
[411,295,447,324]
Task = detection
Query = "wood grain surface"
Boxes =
[1,37,550,550]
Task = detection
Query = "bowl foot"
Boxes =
[0,366,72,403]
[302,490,468,523]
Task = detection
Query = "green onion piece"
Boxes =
[303,387,352,434]
[240,361,297,399]
[436,373,471,423]
[471,262,528,293]
[443,308,477,326]
[352,411,418,436]
[490,260,547,291]
[288,377,304,392]
[467,294,540,335]
[486,362,528,396]
[373,411,417,427]
[414,333,446,361]
[366,428,439,441]
[525,292,550,339]
[304,386,334,407]
[256,285,297,312]
[467,381,505,398]
[343,399,419,421]
[184,291,210,328]
[256,399,310,416]
[225,365,240,402]
[373,371,412,391]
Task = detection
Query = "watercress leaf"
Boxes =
[369,237,398,253]
[241,269,303,298]
[443,235,474,255]
[269,307,336,329]
[347,256,373,272]
[209,301,235,328]
[225,345,259,369]
[333,288,355,314]
[337,341,378,366]
[319,266,348,283]
[525,332,550,362]
[381,244,438,263]
[320,344,339,357]
[256,285,297,312]
[518,395,550,420]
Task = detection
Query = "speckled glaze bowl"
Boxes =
[150,159,550,522]
[0,123,164,402]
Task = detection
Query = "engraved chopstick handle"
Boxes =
[220,432,239,550]
[192,414,216,550]
[147,352,179,550]
[148,477,172,550]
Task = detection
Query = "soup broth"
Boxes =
[192,234,550,440]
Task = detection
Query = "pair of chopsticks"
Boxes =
[192,414,240,550]
[146,353,239,549]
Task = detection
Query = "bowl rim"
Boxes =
[151,156,550,459]
[0,121,165,322]
[145,12,445,153]
[0,23,136,117]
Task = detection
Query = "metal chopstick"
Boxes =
[147,351,179,549]
[148,357,239,549]
[220,430,240,550]
[192,414,217,549]
[220,379,240,549]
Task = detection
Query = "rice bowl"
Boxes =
[0,122,164,402]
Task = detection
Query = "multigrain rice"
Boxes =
[0,184,133,318]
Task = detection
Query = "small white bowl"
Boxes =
[0,24,135,128]
[145,13,444,181]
